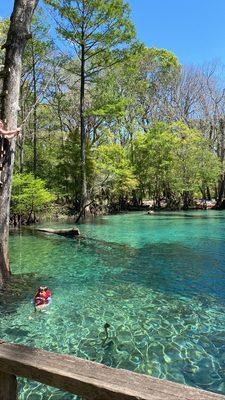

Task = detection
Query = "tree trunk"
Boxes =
[79,39,88,219]
[0,0,38,288]
[216,173,225,208]
[19,131,25,173]
[55,76,65,148]
[183,191,190,210]
[31,40,38,178]
[19,85,26,173]
[215,119,225,208]
[206,186,211,201]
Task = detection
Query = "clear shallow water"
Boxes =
[1,211,225,398]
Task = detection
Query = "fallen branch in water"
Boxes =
[37,228,80,237]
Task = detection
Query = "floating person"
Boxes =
[0,119,21,186]
[33,286,52,311]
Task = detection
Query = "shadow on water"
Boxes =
[73,236,225,305]
[8,228,225,305]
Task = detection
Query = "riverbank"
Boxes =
[9,197,224,227]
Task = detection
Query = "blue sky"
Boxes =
[1,0,225,66]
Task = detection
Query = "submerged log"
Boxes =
[37,228,80,237]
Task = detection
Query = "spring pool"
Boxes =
[1,211,225,399]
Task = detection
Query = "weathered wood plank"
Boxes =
[37,227,80,237]
[0,370,17,400]
[0,341,224,400]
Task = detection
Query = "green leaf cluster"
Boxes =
[94,142,137,200]
[133,122,220,206]
[11,174,55,215]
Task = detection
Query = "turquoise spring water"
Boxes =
[1,211,225,398]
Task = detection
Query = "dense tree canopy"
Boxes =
[0,0,224,224]
[133,122,220,209]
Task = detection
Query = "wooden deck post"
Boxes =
[0,371,17,400]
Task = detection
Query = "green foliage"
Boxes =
[94,142,137,201]
[55,129,95,205]
[5,5,221,217]
[88,45,180,145]
[45,0,136,75]
[11,174,55,216]
[171,122,220,195]
[133,122,220,207]
[43,0,136,209]
[0,18,9,63]
[140,47,180,77]
[20,10,55,119]
[56,129,81,202]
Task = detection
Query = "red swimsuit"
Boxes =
[34,289,52,306]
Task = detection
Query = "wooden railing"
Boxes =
[0,340,225,400]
